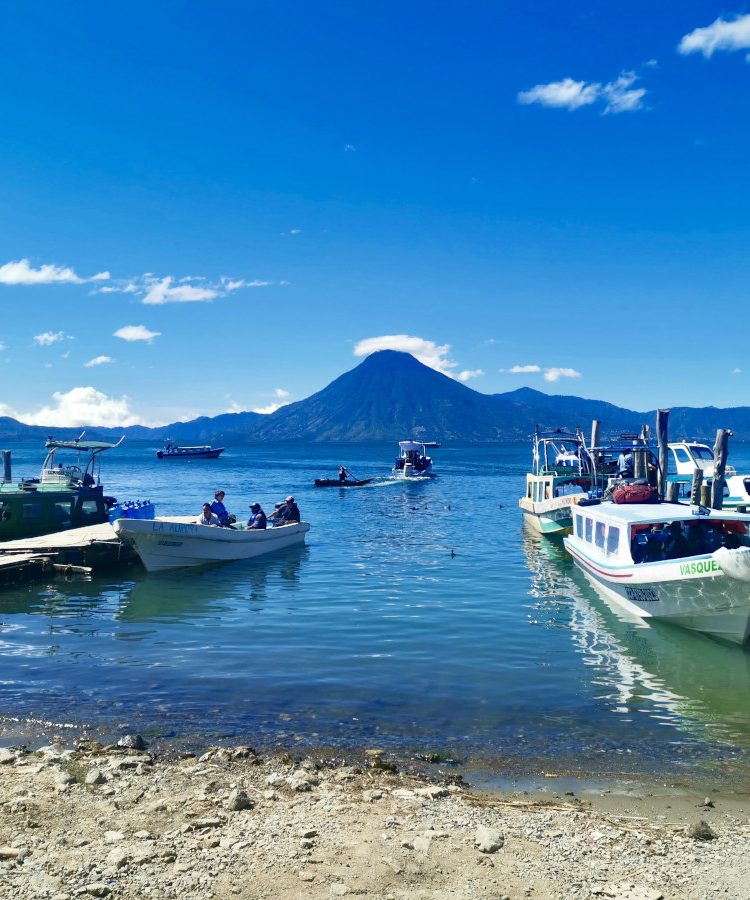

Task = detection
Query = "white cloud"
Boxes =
[252,402,285,415]
[518,71,646,114]
[457,369,484,382]
[143,277,219,305]
[84,355,113,367]
[518,77,600,110]
[678,14,750,58]
[34,331,69,346]
[733,367,742,374]
[543,367,582,382]
[3,386,145,427]
[274,388,290,398]
[504,364,542,374]
[601,72,647,114]
[354,334,458,377]
[0,341,6,352]
[114,325,160,343]
[503,363,581,382]
[0,258,108,285]
[344,144,356,152]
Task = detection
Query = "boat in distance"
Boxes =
[113,516,310,572]
[156,440,224,460]
[314,478,373,487]
[392,440,439,478]
[563,498,750,644]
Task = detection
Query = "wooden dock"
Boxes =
[0,522,137,589]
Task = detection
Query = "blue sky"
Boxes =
[1,1,750,426]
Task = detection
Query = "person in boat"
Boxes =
[210,490,235,526]
[617,450,635,479]
[664,521,690,559]
[197,503,221,526]
[270,496,300,526]
[247,503,267,530]
[643,524,666,562]
[338,465,349,483]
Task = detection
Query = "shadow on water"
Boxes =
[522,528,750,751]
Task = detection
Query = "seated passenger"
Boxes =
[196,503,221,526]
[210,490,234,526]
[664,521,690,559]
[617,451,634,479]
[247,503,267,530]
[643,524,666,562]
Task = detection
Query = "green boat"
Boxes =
[0,433,123,542]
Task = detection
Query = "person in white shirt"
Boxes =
[196,502,221,526]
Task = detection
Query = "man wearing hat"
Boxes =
[247,503,267,530]
[269,495,300,526]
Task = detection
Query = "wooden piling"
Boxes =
[666,482,679,502]
[701,484,712,507]
[656,409,669,499]
[633,448,648,481]
[691,468,703,506]
[711,429,731,510]
[590,420,601,449]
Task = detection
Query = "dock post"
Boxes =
[656,409,669,499]
[700,484,712,507]
[633,448,648,481]
[590,420,600,449]
[1,450,10,483]
[691,468,703,506]
[711,429,731,510]
[665,482,680,502]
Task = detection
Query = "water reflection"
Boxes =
[523,528,750,748]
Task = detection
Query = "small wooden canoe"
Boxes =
[314,478,373,488]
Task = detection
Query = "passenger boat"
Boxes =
[667,440,750,508]
[156,440,224,460]
[113,517,310,572]
[392,441,439,478]
[0,434,122,542]
[519,427,601,535]
[563,498,750,644]
[314,478,373,487]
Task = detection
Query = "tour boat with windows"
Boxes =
[519,427,601,535]
[392,441,439,478]
[157,440,224,460]
[667,441,750,508]
[0,434,121,542]
[114,517,310,572]
[564,499,750,644]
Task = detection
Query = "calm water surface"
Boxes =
[2,440,750,785]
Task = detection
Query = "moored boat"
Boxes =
[667,440,750,508]
[563,498,750,644]
[114,516,310,572]
[0,434,122,542]
[157,440,224,460]
[519,427,601,535]
[392,441,439,478]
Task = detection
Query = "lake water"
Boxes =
[2,439,750,787]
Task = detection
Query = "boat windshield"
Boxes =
[630,518,750,564]
[688,445,714,461]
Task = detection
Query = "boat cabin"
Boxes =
[572,503,750,567]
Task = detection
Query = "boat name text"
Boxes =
[679,559,720,577]
[151,522,198,535]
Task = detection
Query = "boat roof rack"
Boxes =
[45,432,124,454]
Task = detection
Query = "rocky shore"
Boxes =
[1,740,749,899]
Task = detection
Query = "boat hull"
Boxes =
[114,517,309,572]
[564,539,750,644]
[519,498,576,534]
[156,448,224,459]
[314,478,372,487]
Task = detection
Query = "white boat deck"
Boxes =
[0,522,120,552]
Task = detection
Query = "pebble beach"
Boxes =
[2,739,749,900]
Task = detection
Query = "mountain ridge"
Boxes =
[3,351,750,442]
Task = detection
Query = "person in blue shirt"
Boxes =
[210,490,233,526]
[247,503,267,530]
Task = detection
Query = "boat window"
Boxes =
[673,448,691,464]
[80,500,100,517]
[606,525,620,555]
[527,483,532,499]
[53,502,73,522]
[584,518,593,543]
[544,482,551,500]
[22,503,44,520]
[595,521,606,549]
[690,445,714,461]
[575,515,583,538]
[0,501,10,522]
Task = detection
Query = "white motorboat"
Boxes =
[563,499,750,644]
[667,440,750,508]
[392,440,439,478]
[114,516,309,572]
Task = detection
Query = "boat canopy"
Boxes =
[45,436,124,453]
[399,440,437,451]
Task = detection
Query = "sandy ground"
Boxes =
[1,740,749,900]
